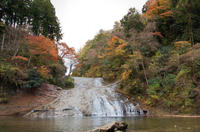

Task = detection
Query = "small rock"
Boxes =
[56,87,62,90]
[143,110,148,115]
[62,108,72,111]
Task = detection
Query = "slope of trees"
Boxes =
[73,0,200,114]
[0,1,74,103]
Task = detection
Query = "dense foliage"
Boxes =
[0,0,62,41]
[73,0,200,114]
[0,1,74,103]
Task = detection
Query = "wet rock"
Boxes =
[62,108,72,111]
[56,87,62,90]
[143,110,148,115]
[88,121,128,132]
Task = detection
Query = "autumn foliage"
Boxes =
[12,56,28,62]
[58,42,78,75]
[58,42,77,60]
[144,0,173,19]
[152,32,163,38]
[100,36,128,58]
[37,65,50,79]
[26,35,58,62]
[174,41,191,48]
[73,1,200,113]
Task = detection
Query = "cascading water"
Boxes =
[29,77,143,118]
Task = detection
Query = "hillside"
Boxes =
[0,0,74,104]
[73,0,200,114]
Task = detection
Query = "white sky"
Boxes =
[51,0,147,51]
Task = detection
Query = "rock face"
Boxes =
[88,121,128,132]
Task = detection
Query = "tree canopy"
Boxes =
[0,0,62,41]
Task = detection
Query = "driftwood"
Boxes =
[88,121,128,132]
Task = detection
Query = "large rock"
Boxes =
[88,121,128,132]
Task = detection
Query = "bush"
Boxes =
[0,63,27,90]
[120,79,143,95]
[147,76,162,96]
[0,86,8,104]
[49,63,66,78]
[23,70,43,91]
[64,77,74,89]
[148,74,176,98]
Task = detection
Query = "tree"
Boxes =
[58,42,78,76]
[143,0,176,44]
[31,0,62,41]
[174,0,200,44]
[120,8,144,37]
[144,0,173,19]
[0,0,31,26]
[26,35,58,65]
[0,0,62,41]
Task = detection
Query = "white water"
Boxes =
[33,77,142,118]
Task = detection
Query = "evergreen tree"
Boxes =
[31,0,62,41]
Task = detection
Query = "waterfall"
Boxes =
[32,77,143,118]
[90,79,140,117]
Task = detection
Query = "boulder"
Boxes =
[88,121,128,132]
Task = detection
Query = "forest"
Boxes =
[0,0,75,103]
[1,0,200,115]
[73,0,200,114]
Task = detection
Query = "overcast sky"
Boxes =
[51,0,147,51]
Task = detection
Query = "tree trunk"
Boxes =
[12,45,20,60]
[12,30,19,59]
[1,33,5,52]
[28,55,32,67]
[142,61,149,87]
[188,14,194,46]
[68,64,73,76]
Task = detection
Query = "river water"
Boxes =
[1,116,200,132]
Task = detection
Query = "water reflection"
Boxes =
[0,116,200,132]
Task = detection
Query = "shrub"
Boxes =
[64,77,74,89]
[147,76,162,96]
[0,63,27,90]
[49,63,66,78]
[148,74,176,97]
[23,70,43,91]
[120,79,143,95]
[0,86,8,104]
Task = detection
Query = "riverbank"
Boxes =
[0,83,62,116]
[115,88,200,117]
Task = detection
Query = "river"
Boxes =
[0,116,200,132]
[1,77,200,131]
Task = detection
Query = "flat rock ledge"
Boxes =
[88,121,128,132]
